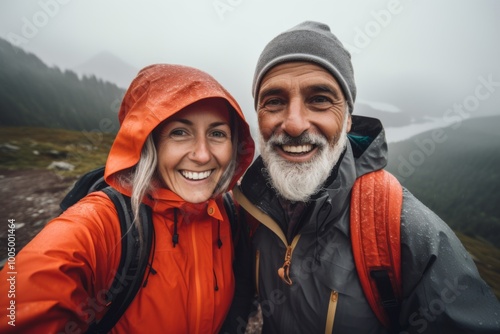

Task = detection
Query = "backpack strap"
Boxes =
[219,192,255,333]
[85,187,153,334]
[350,169,403,332]
[60,166,107,211]
[223,192,239,245]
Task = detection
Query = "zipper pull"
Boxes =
[278,245,293,285]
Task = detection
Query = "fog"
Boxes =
[1,0,499,141]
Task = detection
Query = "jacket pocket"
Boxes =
[325,290,338,334]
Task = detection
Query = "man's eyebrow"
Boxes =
[258,87,285,102]
[308,84,341,100]
[259,84,343,102]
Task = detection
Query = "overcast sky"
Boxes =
[1,0,499,139]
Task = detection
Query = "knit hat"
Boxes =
[252,21,356,113]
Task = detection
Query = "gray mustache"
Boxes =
[269,132,327,146]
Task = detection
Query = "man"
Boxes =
[233,21,500,333]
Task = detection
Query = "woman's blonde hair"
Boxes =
[119,109,239,241]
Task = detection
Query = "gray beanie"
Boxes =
[252,21,356,113]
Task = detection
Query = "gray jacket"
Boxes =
[236,116,500,333]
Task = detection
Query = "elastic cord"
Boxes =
[172,208,179,247]
[217,220,223,248]
[213,269,219,291]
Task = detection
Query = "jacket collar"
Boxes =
[146,187,224,221]
[240,115,388,236]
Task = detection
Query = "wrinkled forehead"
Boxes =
[258,62,345,100]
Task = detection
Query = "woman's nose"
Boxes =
[190,138,211,164]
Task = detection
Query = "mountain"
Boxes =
[386,115,500,245]
[0,38,125,132]
[355,101,416,127]
[73,51,138,89]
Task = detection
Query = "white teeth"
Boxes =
[181,170,212,180]
[282,144,313,153]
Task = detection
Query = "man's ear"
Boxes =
[346,114,352,132]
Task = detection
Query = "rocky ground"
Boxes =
[0,169,76,263]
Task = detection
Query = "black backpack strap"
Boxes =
[220,192,254,333]
[223,192,239,244]
[370,269,401,333]
[85,187,153,333]
[60,166,107,211]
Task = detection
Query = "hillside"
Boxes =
[0,38,125,132]
[0,126,115,177]
[386,115,500,246]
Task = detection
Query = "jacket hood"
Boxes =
[105,64,255,197]
[347,115,388,177]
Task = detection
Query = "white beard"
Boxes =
[260,116,349,202]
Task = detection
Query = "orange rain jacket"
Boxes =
[0,64,255,334]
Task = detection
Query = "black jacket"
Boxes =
[235,116,500,333]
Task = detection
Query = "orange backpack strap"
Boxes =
[350,169,403,331]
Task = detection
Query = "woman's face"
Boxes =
[155,99,233,203]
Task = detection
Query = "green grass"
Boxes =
[456,232,500,299]
[0,126,115,177]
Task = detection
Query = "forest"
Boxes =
[0,38,124,132]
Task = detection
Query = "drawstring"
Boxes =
[142,263,157,287]
[172,208,219,248]
[213,269,219,291]
[143,226,157,287]
[217,220,222,248]
[172,208,179,247]
[144,209,223,288]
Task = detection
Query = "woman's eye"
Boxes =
[170,129,187,137]
[210,130,228,138]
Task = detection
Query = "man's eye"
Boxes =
[310,96,331,104]
[265,98,282,106]
[261,98,285,112]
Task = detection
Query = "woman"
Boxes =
[0,64,255,333]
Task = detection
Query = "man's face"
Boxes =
[257,61,352,202]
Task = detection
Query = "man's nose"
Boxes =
[281,99,310,137]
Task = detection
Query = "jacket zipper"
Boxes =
[233,187,302,286]
[190,221,202,334]
[325,290,339,334]
[277,235,301,285]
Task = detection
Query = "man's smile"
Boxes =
[281,144,314,154]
